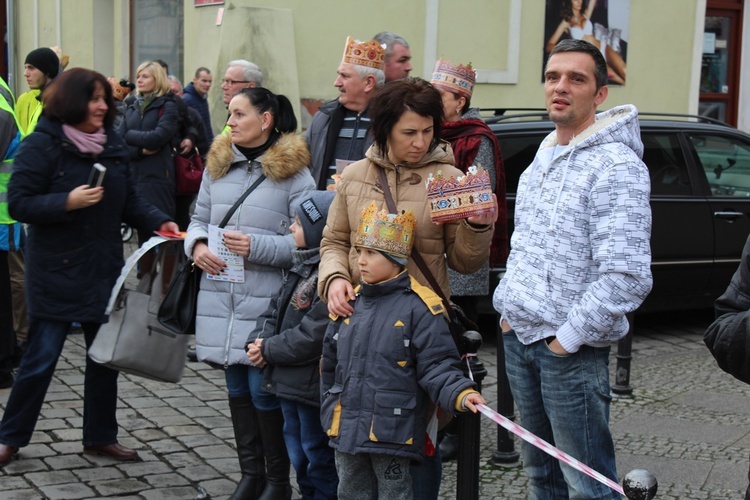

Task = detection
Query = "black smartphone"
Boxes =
[87,163,106,187]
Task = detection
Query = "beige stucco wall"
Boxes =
[10,0,704,130]
[9,0,129,96]
[181,0,702,127]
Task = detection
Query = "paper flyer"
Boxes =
[207,225,245,283]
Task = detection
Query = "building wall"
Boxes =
[9,0,128,96]
[181,0,705,129]
[9,1,739,132]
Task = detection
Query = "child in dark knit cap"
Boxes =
[246,190,338,499]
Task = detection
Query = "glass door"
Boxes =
[699,9,741,126]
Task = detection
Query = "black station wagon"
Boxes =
[485,111,750,314]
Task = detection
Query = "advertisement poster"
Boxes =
[542,0,630,85]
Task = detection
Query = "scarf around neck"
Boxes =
[62,124,107,156]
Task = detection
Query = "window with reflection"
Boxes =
[690,134,750,197]
[131,0,183,82]
[642,133,691,196]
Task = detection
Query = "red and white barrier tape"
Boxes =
[476,404,624,497]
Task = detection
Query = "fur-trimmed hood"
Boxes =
[206,132,311,182]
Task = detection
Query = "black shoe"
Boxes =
[187,347,197,362]
[0,372,14,389]
[438,432,459,462]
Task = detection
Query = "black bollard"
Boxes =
[623,469,658,500]
[492,315,520,464]
[456,330,486,500]
[612,312,635,396]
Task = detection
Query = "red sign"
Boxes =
[195,0,224,6]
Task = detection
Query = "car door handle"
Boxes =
[714,211,744,222]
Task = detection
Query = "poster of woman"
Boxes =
[543,0,630,85]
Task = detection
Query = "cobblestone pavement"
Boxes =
[2,299,748,498]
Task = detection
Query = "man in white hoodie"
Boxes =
[494,39,653,499]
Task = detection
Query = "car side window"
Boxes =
[690,134,750,197]
[642,133,692,196]
[496,134,547,194]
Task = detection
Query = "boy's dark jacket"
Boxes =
[320,271,476,463]
[705,234,750,384]
[251,247,329,406]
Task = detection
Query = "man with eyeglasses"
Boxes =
[221,60,263,106]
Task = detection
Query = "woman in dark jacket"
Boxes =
[119,61,179,229]
[119,60,179,283]
[0,68,177,466]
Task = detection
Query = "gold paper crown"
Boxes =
[430,58,476,99]
[426,166,494,223]
[342,36,386,70]
[355,201,416,259]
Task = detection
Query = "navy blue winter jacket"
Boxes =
[320,271,476,463]
[8,117,170,322]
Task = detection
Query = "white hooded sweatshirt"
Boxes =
[493,104,653,353]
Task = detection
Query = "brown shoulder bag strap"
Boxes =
[376,166,450,308]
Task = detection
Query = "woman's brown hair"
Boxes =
[369,77,445,155]
[42,68,117,129]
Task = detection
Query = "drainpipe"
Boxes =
[6,0,16,92]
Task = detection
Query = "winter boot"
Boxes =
[256,407,292,500]
[438,418,460,462]
[228,396,266,500]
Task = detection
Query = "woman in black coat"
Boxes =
[118,60,180,282]
[0,68,178,466]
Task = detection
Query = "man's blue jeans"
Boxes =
[279,399,337,499]
[0,319,119,448]
[503,331,620,499]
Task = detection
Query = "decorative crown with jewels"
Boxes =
[430,58,476,99]
[425,166,494,223]
[342,36,386,70]
[355,201,416,259]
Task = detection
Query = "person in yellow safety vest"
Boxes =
[16,48,63,135]
[0,76,23,388]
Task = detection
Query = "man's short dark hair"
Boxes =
[195,67,210,78]
[548,39,608,90]
[369,78,444,155]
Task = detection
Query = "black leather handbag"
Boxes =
[157,174,266,335]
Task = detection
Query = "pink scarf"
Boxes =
[62,124,107,156]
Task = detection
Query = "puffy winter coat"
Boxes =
[119,92,179,217]
[319,141,494,300]
[320,271,476,462]
[494,104,653,353]
[705,234,750,384]
[8,117,169,322]
[253,247,329,406]
[185,132,315,367]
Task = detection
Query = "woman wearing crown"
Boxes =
[429,57,509,462]
[319,77,497,499]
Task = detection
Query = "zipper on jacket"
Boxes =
[347,113,363,159]
[224,281,236,369]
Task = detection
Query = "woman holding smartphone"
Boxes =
[0,68,178,466]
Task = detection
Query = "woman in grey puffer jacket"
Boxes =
[185,88,315,500]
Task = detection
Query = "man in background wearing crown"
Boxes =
[373,32,412,82]
[493,39,652,498]
[320,201,485,499]
[305,37,385,190]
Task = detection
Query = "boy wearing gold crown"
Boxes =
[320,201,485,499]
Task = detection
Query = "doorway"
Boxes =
[699,2,744,126]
